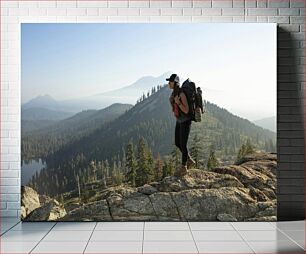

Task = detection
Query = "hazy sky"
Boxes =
[21,23,276,120]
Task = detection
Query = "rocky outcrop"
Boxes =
[21,186,41,219]
[24,199,67,221]
[59,152,277,222]
[21,186,67,221]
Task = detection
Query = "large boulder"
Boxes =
[24,199,66,221]
[171,187,258,221]
[21,186,67,221]
[107,188,156,220]
[21,186,40,219]
[149,192,180,220]
[58,200,111,221]
[211,152,276,192]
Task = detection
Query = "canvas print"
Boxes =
[21,23,277,221]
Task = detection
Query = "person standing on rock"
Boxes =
[167,73,196,177]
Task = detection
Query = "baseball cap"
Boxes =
[166,73,180,83]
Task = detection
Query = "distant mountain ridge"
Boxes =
[40,85,276,169]
[22,103,133,161]
[22,107,75,133]
[22,94,59,111]
[22,107,74,121]
[253,116,276,132]
[22,72,172,113]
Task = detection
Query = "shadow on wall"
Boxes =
[277,26,305,221]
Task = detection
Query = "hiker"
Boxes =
[167,73,196,177]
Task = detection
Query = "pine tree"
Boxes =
[121,147,126,174]
[100,161,107,188]
[112,162,123,186]
[171,145,180,169]
[105,159,110,179]
[236,143,246,163]
[89,160,97,182]
[245,138,254,154]
[97,161,102,180]
[147,149,154,183]
[190,133,201,168]
[154,154,164,181]
[165,158,174,177]
[76,174,81,202]
[135,137,151,186]
[207,149,219,170]
[125,142,136,187]
[236,139,254,163]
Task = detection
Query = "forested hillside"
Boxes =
[24,85,276,197]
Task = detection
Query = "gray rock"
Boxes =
[149,192,180,219]
[61,200,111,221]
[24,200,66,221]
[249,185,269,202]
[245,216,277,222]
[137,184,157,195]
[107,189,157,220]
[217,213,238,222]
[39,195,53,206]
[172,188,258,221]
[236,152,276,165]
[21,186,40,219]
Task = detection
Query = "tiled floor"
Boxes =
[0,218,304,253]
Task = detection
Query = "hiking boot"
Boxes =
[174,165,188,177]
[187,156,196,169]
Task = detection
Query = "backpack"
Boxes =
[181,78,204,122]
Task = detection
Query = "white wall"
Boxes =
[1,0,305,219]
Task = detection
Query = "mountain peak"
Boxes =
[26,94,56,103]
[93,72,172,99]
[22,94,58,110]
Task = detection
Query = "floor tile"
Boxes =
[189,222,234,231]
[0,241,38,253]
[85,241,143,253]
[143,241,198,253]
[145,222,190,230]
[1,221,21,227]
[196,241,254,253]
[192,230,243,241]
[52,222,96,230]
[11,222,56,231]
[31,241,87,253]
[42,230,92,242]
[1,224,17,234]
[1,221,21,233]
[239,230,291,241]
[96,222,144,231]
[144,230,193,241]
[1,228,8,235]
[1,218,21,224]
[282,230,305,241]
[1,230,48,242]
[248,240,305,253]
[281,230,305,249]
[231,221,276,230]
[273,221,305,231]
[90,230,143,241]
[295,240,305,250]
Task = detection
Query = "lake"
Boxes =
[21,159,47,186]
